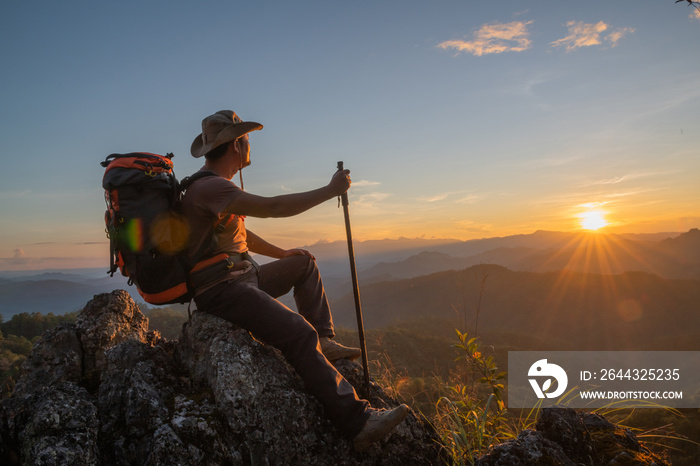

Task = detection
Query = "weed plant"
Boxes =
[433,330,508,464]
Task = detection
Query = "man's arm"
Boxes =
[247,230,316,260]
[224,169,350,218]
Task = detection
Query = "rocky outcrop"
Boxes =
[476,406,670,465]
[0,290,670,465]
[0,290,444,465]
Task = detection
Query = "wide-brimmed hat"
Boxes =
[190,110,263,158]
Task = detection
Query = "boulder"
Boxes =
[0,290,444,465]
[475,406,670,465]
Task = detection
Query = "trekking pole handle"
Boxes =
[337,161,349,207]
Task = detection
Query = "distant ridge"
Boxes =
[0,274,138,319]
[331,264,700,351]
[1,229,696,320]
[0,268,106,279]
[344,229,699,286]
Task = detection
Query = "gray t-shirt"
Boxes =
[181,172,247,263]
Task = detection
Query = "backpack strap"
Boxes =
[178,170,238,274]
[179,169,237,234]
[179,169,217,190]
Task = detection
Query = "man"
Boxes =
[181,110,409,450]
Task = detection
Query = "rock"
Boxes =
[0,290,444,465]
[76,290,151,389]
[12,323,84,395]
[2,382,99,466]
[476,406,670,465]
[178,310,445,464]
[20,383,99,465]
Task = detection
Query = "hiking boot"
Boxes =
[353,404,410,451]
[319,337,361,362]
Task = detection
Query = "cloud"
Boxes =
[352,180,381,187]
[0,249,31,268]
[437,20,533,56]
[580,170,681,188]
[357,192,391,203]
[577,201,609,210]
[417,190,482,204]
[456,194,482,205]
[589,176,627,186]
[551,21,634,52]
[354,192,392,210]
[529,154,586,167]
[606,27,636,46]
[551,21,607,50]
[0,253,107,271]
[456,220,493,235]
[506,72,559,98]
[418,193,450,203]
[692,9,700,21]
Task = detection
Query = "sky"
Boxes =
[1,0,699,271]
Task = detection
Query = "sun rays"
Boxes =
[530,231,661,349]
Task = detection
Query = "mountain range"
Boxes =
[1,229,698,322]
[330,264,700,351]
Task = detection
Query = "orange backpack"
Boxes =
[101,152,221,304]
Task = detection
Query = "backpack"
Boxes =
[101,152,222,305]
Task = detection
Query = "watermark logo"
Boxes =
[528,358,568,398]
[510,351,699,408]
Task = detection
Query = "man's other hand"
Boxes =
[282,248,316,261]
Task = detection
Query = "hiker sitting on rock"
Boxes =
[181,109,409,450]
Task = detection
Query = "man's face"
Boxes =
[236,134,251,168]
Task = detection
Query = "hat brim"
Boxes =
[191,121,263,158]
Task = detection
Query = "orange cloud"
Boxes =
[551,21,634,52]
[606,27,636,46]
[438,20,533,56]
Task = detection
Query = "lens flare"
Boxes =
[124,218,144,252]
[150,213,190,254]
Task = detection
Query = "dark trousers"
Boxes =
[194,254,370,438]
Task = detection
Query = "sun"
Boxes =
[579,210,608,231]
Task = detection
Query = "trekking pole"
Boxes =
[337,161,371,397]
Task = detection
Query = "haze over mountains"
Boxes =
[332,265,700,350]
[1,229,698,328]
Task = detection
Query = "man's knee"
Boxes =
[287,254,318,280]
[275,312,320,355]
[291,253,315,270]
